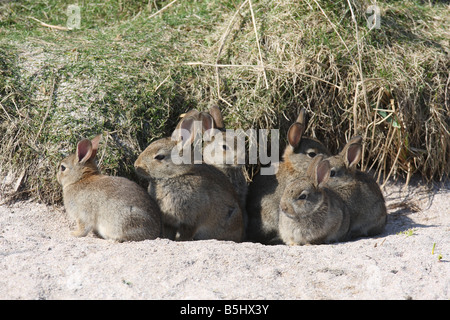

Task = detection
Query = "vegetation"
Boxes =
[397,228,416,237]
[0,0,449,204]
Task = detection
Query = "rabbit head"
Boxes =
[134,137,188,180]
[282,108,331,173]
[279,155,347,245]
[57,135,102,189]
[203,105,245,168]
[326,136,387,238]
[326,136,363,184]
[135,114,206,180]
[280,155,331,221]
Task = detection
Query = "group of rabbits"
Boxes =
[57,106,387,245]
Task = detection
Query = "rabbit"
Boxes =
[57,135,162,242]
[325,136,387,239]
[281,108,331,172]
[202,105,248,225]
[175,108,214,137]
[134,118,244,242]
[174,107,217,163]
[175,105,224,132]
[175,105,248,224]
[246,108,331,244]
[278,155,350,245]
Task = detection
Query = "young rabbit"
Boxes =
[134,119,244,242]
[281,108,331,172]
[174,107,217,163]
[175,108,214,138]
[57,135,162,242]
[325,136,387,239]
[203,105,248,223]
[246,108,331,244]
[176,106,248,225]
[278,155,350,245]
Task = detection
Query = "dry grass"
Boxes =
[0,0,449,204]
[189,0,449,184]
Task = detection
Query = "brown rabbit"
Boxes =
[174,107,217,164]
[203,105,248,223]
[278,155,350,245]
[57,135,162,242]
[246,108,331,244]
[325,136,387,239]
[281,108,331,172]
[175,106,248,225]
[175,105,224,132]
[134,119,244,242]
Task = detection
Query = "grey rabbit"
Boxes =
[57,135,162,242]
[177,106,248,210]
[134,117,244,242]
[278,155,350,245]
[203,105,248,225]
[325,136,387,239]
[246,108,331,244]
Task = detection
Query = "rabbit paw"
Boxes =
[71,220,91,237]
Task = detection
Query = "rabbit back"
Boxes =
[63,175,162,242]
[135,137,244,242]
[151,164,244,242]
[58,135,162,242]
[246,172,285,244]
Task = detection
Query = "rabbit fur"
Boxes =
[57,135,162,242]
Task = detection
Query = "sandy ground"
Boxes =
[0,178,448,300]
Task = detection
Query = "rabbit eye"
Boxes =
[307,151,317,158]
[330,169,336,177]
[60,165,66,172]
[154,154,165,161]
[297,193,307,200]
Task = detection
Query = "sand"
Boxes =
[0,179,448,300]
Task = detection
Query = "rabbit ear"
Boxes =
[295,108,307,126]
[287,122,305,148]
[200,112,214,131]
[200,112,215,140]
[346,143,362,168]
[179,116,196,145]
[175,109,200,131]
[77,139,93,164]
[183,109,200,119]
[348,135,363,145]
[315,159,331,186]
[90,134,102,159]
[342,136,362,168]
[306,154,323,176]
[209,105,224,129]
